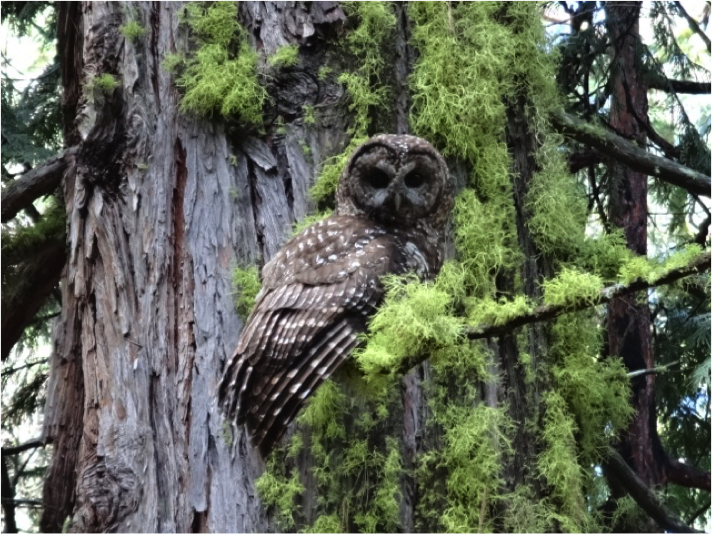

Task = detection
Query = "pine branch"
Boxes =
[395,251,710,375]
[1,146,78,223]
[604,447,702,533]
[551,111,711,197]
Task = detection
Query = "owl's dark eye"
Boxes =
[365,169,390,189]
[404,172,425,188]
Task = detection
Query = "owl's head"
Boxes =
[336,134,453,231]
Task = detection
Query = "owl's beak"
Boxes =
[393,191,402,212]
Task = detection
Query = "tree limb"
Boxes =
[1,439,46,456]
[673,1,711,54]
[464,251,710,340]
[664,457,711,492]
[395,251,710,375]
[648,76,711,95]
[551,111,711,197]
[1,233,66,361]
[604,447,702,533]
[1,146,78,223]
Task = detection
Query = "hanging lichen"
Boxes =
[176,2,266,124]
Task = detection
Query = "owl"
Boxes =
[218,134,453,456]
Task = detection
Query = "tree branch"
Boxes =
[664,457,711,492]
[604,447,702,533]
[550,111,711,197]
[1,233,66,361]
[673,1,711,54]
[1,146,78,223]
[395,251,710,375]
[0,498,43,508]
[1,439,46,456]
[648,76,711,95]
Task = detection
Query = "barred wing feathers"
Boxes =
[218,216,407,456]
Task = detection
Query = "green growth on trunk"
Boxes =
[176,2,266,124]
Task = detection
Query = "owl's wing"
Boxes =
[218,216,407,456]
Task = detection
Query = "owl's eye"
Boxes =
[404,172,425,188]
[365,169,390,189]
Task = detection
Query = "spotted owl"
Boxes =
[218,134,453,456]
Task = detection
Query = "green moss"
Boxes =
[90,73,120,95]
[418,405,513,532]
[231,265,261,319]
[177,2,266,124]
[269,44,299,67]
[302,514,342,533]
[525,140,587,255]
[255,456,304,530]
[162,53,185,73]
[302,104,316,125]
[120,20,147,41]
[618,244,704,284]
[543,268,604,307]
[469,295,533,327]
[549,313,634,461]
[537,392,587,530]
[317,65,333,81]
[354,273,464,389]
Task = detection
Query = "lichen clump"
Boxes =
[177,2,266,123]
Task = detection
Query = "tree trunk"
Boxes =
[41,2,352,531]
[604,2,662,492]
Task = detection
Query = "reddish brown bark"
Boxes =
[605,0,659,487]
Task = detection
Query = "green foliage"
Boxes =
[549,313,634,461]
[176,2,266,124]
[162,53,185,73]
[88,73,120,95]
[302,105,316,125]
[537,392,587,530]
[418,405,513,532]
[120,20,147,41]
[543,268,604,307]
[255,456,304,530]
[617,244,704,285]
[268,44,299,68]
[1,68,61,172]
[231,265,261,319]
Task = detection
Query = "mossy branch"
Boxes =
[550,111,711,197]
[603,447,702,533]
[395,251,710,375]
[1,147,79,223]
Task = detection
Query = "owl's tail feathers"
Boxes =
[217,351,253,426]
[247,320,361,457]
